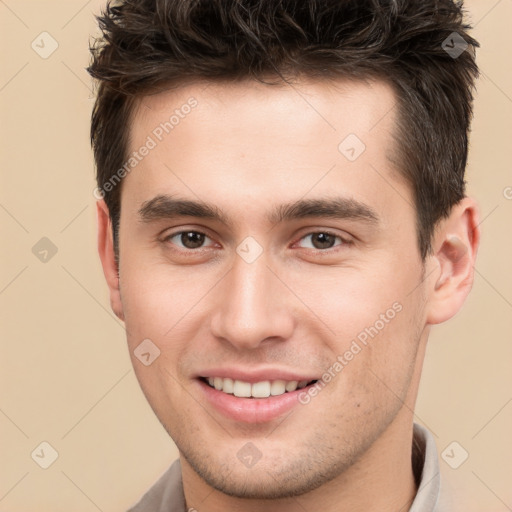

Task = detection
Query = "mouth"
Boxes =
[200,376,319,398]
[195,370,321,422]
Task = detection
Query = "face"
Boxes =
[114,78,432,498]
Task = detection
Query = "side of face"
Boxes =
[96,78,479,499]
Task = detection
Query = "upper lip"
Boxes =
[195,367,319,383]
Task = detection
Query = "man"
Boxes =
[88,1,480,510]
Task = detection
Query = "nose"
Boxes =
[210,250,295,350]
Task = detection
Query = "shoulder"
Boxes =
[410,423,452,512]
[127,458,186,512]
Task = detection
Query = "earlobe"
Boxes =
[426,198,480,325]
[96,200,125,321]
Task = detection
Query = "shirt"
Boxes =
[127,423,449,512]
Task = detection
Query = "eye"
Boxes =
[296,231,347,250]
[164,230,215,250]
[161,229,349,254]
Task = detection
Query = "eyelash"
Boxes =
[161,229,351,255]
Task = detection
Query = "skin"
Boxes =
[97,78,480,511]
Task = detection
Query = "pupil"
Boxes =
[313,233,334,249]
[182,232,204,249]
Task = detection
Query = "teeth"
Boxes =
[285,381,298,392]
[214,377,223,390]
[222,378,234,394]
[233,380,251,398]
[251,381,271,398]
[270,380,286,396]
[205,377,312,398]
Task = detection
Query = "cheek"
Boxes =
[119,259,220,345]
[285,258,419,336]
[289,261,424,392]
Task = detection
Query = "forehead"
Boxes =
[123,77,406,225]
[132,77,397,142]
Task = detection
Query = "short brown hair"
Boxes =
[88,0,479,260]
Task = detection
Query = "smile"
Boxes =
[202,377,317,398]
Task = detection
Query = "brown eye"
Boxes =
[297,232,344,250]
[165,231,212,250]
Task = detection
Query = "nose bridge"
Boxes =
[210,250,294,349]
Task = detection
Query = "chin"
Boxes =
[180,444,352,500]
[199,469,328,500]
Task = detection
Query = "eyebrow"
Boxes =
[138,194,379,227]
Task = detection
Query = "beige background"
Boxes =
[0,1,511,510]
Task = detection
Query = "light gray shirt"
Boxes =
[127,423,449,512]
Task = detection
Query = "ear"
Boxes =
[426,197,480,325]
[97,200,125,321]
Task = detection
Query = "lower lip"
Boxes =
[197,379,312,423]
